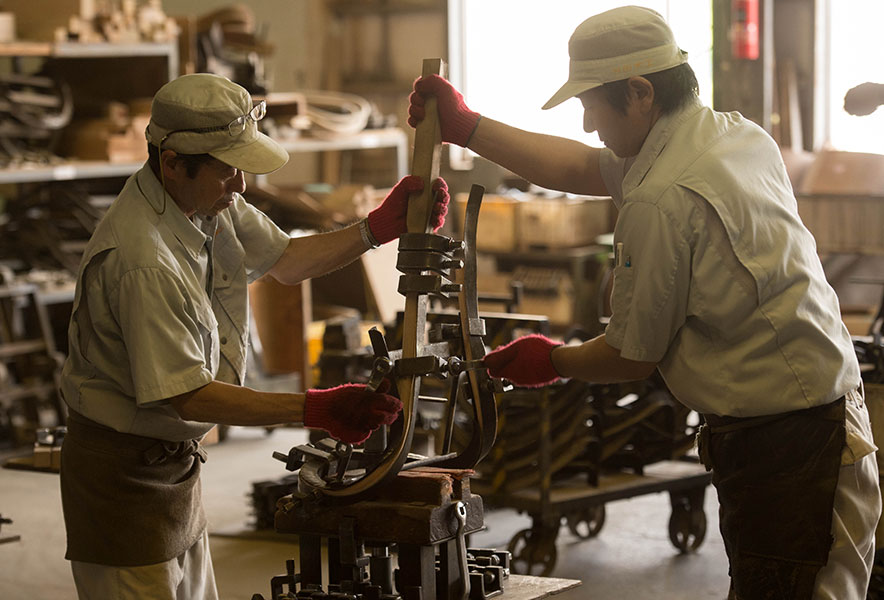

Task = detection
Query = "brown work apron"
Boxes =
[697,397,846,600]
[60,410,208,567]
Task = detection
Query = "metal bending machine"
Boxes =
[253,59,512,600]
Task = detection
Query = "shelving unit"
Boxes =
[0,160,142,185]
[271,127,409,183]
[0,40,178,173]
[0,41,178,72]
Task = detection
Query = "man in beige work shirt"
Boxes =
[59,73,449,599]
[409,6,879,599]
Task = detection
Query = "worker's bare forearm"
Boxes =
[268,223,366,285]
[551,334,657,383]
[468,117,607,196]
[171,380,305,426]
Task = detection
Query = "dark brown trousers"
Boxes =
[698,398,845,600]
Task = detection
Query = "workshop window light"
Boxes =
[827,0,884,154]
[448,1,714,169]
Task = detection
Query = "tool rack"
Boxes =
[470,383,711,577]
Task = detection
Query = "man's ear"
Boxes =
[160,149,180,182]
[627,76,655,111]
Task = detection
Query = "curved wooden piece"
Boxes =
[435,184,499,468]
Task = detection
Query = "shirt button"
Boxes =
[222,274,228,281]
[220,337,228,345]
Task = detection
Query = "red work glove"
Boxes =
[484,334,563,388]
[408,74,481,147]
[303,382,402,445]
[366,176,449,245]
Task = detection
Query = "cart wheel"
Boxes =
[566,504,606,539]
[668,493,707,553]
[507,528,558,576]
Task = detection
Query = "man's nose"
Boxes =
[229,169,247,194]
[583,111,597,134]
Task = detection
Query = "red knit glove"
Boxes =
[366,176,450,245]
[303,382,402,445]
[408,74,481,147]
[483,334,563,388]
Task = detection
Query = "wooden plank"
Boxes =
[0,42,52,56]
[502,574,582,599]
[0,339,47,359]
[248,278,312,387]
[0,382,57,403]
[406,58,445,232]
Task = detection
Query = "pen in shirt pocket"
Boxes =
[614,242,632,268]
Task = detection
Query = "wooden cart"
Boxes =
[473,459,711,576]
[469,381,711,576]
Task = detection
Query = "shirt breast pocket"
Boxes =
[194,303,220,377]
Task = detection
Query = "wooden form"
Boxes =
[397,56,446,417]
[275,467,483,545]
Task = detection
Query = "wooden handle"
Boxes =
[407,58,446,233]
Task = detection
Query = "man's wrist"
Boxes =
[359,218,380,250]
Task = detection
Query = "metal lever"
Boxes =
[366,327,393,393]
[453,501,471,600]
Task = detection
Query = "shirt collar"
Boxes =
[135,166,209,260]
[622,96,704,198]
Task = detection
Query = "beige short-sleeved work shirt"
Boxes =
[61,166,290,441]
[599,98,860,417]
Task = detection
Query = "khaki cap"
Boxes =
[145,73,288,174]
[542,6,688,110]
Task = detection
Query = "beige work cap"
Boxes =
[542,5,688,110]
[145,73,288,174]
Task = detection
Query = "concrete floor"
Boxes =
[0,426,730,599]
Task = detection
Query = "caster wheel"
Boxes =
[507,528,558,576]
[669,495,706,552]
[566,504,606,539]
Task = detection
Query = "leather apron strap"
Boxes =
[60,411,207,566]
[698,398,846,599]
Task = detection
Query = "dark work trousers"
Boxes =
[698,398,846,600]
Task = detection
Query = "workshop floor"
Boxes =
[0,426,730,599]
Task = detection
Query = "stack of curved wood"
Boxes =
[469,376,698,496]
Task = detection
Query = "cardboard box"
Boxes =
[453,193,519,253]
[798,194,884,254]
[796,150,884,254]
[32,444,61,470]
[799,150,884,196]
[510,265,575,327]
[4,0,90,41]
[518,195,611,250]
[58,111,150,162]
[841,307,876,336]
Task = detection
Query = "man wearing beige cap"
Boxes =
[410,5,878,598]
[59,72,449,599]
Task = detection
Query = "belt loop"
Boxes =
[696,423,712,472]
